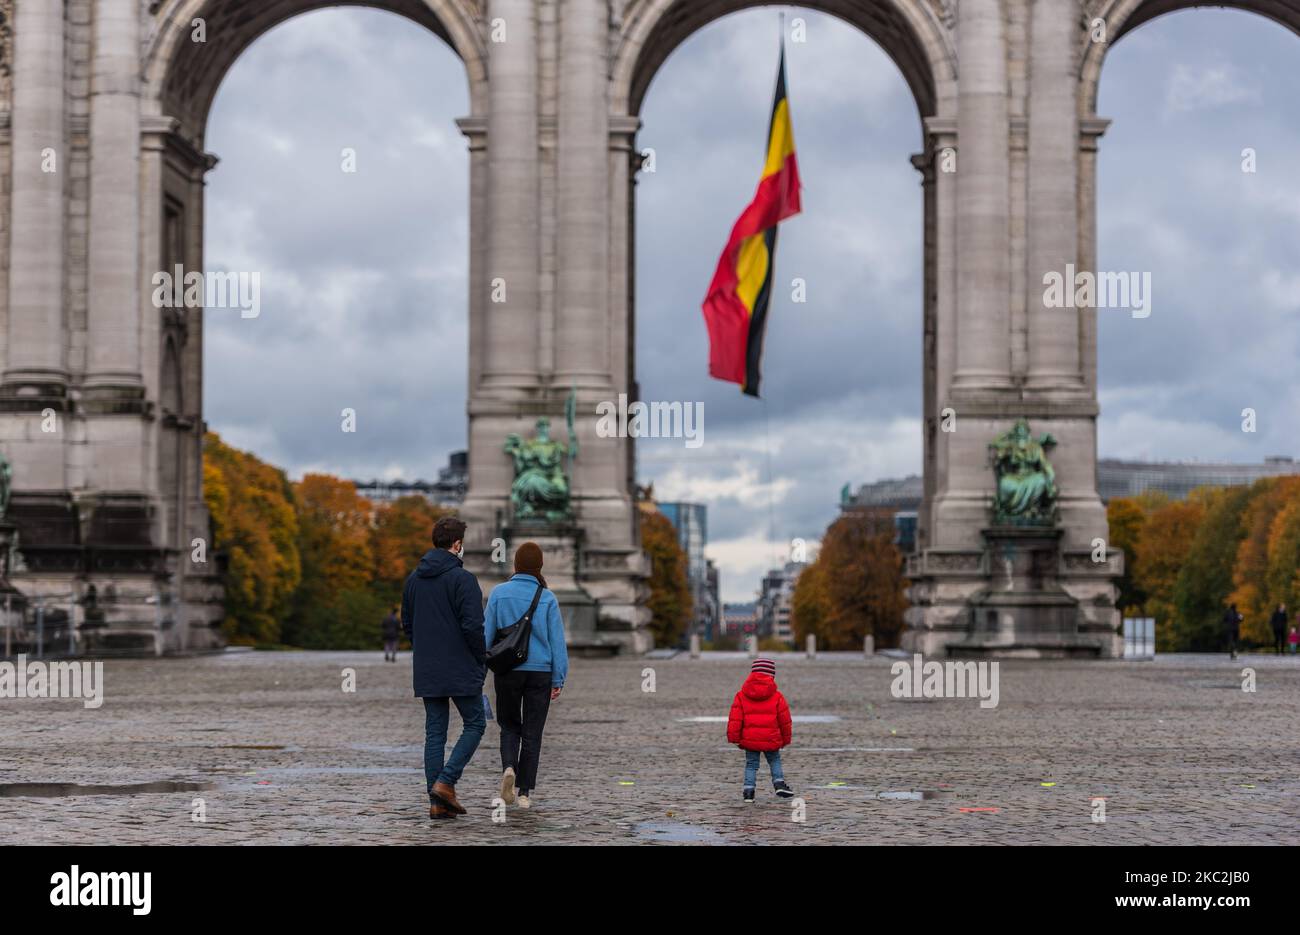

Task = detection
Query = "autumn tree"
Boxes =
[1172,485,1253,651]
[202,433,301,645]
[639,507,692,648]
[371,495,450,602]
[794,509,907,650]
[1133,496,1205,650]
[790,556,832,647]
[1228,476,1300,643]
[1106,496,1149,613]
[285,474,377,648]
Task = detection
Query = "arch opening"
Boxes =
[628,5,933,630]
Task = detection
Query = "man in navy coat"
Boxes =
[402,516,486,818]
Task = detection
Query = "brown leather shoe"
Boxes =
[431,781,467,815]
[429,800,454,819]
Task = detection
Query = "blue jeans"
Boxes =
[423,695,486,791]
[743,749,785,790]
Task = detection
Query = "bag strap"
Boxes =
[521,581,544,622]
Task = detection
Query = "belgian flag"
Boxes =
[701,44,802,397]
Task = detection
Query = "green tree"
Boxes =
[1134,497,1205,649]
[1172,485,1253,651]
[285,474,375,648]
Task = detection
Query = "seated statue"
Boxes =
[505,417,575,523]
[989,419,1058,526]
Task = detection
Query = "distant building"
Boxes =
[722,602,758,638]
[758,561,806,644]
[842,475,922,552]
[1098,456,1300,502]
[354,450,468,508]
[657,501,718,641]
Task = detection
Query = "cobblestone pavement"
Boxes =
[1,650,1296,845]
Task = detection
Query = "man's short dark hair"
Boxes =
[432,516,468,549]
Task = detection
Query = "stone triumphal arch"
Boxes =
[6,0,1271,655]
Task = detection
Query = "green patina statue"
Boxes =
[506,392,578,523]
[989,419,1058,526]
[0,451,11,520]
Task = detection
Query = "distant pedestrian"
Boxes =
[1270,604,1288,655]
[402,516,486,820]
[1222,603,1243,660]
[381,605,400,662]
[1289,625,1298,656]
[726,657,795,803]
[484,542,568,811]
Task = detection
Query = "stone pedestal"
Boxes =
[906,525,1122,658]
[948,527,1101,658]
[501,522,620,657]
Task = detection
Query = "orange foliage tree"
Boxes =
[638,507,692,648]
[371,495,450,601]
[202,433,301,645]
[793,509,907,650]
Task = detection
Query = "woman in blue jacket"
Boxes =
[484,542,569,809]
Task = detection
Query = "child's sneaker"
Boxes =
[743,788,755,803]
[774,780,794,798]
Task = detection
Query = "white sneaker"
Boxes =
[516,794,531,809]
[500,768,516,805]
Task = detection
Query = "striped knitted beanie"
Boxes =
[751,657,776,677]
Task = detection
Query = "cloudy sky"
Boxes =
[204,7,1300,602]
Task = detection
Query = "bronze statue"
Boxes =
[505,403,577,523]
[0,450,11,520]
[989,419,1058,526]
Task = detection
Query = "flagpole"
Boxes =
[767,9,784,571]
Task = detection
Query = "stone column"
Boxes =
[912,149,937,552]
[1026,0,1084,391]
[4,0,66,388]
[457,117,489,394]
[482,0,541,392]
[555,0,611,389]
[85,0,143,396]
[951,0,1012,391]
[1077,116,1110,398]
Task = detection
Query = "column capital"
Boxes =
[1079,116,1111,151]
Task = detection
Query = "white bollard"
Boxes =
[747,634,758,657]
[689,632,701,659]
[805,633,816,659]
[863,634,875,657]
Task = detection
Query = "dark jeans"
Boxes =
[1274,631,1286,654]
[494,670,552,794]
[423,695,485,792]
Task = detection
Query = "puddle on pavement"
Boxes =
[250,767,420,777]
[218,744,288,750]
[817,786,951,799]
[634,820,724,843]
[348,744,419,754]
[0,780,213,798]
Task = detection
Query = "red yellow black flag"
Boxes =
[701,43,802,397]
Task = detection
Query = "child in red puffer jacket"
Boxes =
[726,658,795,803]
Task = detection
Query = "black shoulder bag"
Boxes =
[486,582,544,675]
